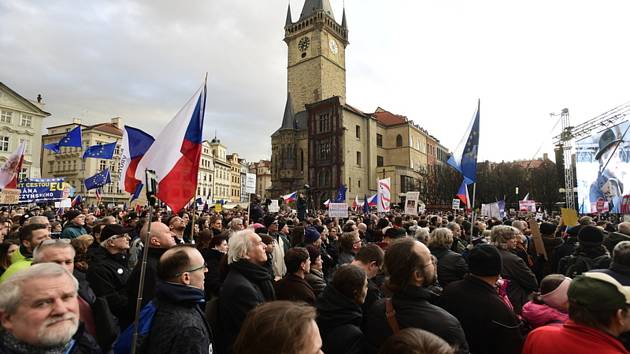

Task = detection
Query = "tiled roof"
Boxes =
[372,108,407,126]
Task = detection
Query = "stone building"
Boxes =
[0,82,51,179]
[249,160,272,198]
[269,1,447,207]
[41,117,128,205]
[208,137,231,203]
[197,140,215,202]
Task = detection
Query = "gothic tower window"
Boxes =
[396,134,403,147]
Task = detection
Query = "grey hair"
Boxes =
[511,220,526,232]
[491,225,519,249]
[429,228,454,249]
[618,222,630,236]
[26,216,50,226]
[33,241,75,263]
[0,263,78,316]
[414,227,430,245]
[227,229,256,264]
[229,218,243,228]
[446,222,460,232]
[613,241,630,267]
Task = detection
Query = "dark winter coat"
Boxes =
[125,247,167,327]
[86,246,131,324]
[0,322,102,354]
[316,286,364,354]
[440,275,523,354]
[274,273,316,304]
[202,248,225,299]
[305,268,327,297]
[551,236,578,273]
[216,261,275,354]
[430,246,468,287]
[603,232,630,254]
[145,281,212,354]
[592,262,630,286]
[498,248,538,314]
[364,285,469,354]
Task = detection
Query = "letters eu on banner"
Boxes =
[18,178,69,203]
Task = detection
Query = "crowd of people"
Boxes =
[0,200,630,353]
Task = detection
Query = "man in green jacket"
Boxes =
[0,223,51,283]
[61,210,87,239]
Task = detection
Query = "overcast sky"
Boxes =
[2,0,629,164]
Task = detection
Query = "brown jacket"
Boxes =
[274,273,316,304]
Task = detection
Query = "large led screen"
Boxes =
[576,121,630,214]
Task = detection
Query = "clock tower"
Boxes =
[284,0,348,112]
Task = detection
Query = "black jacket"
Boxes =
[551,236,578,273]
[316,286,364,354]
[430,246,469,287]
[216,262,273,354]
[125,247,167,328]
[592,262,630,286]
[440,275,523,354]
[86,246,131,324]
[364,285,469,354]
[0,322,102,354]
[202,248,225,299]
[145,281,212,354]
[498,249,538,314]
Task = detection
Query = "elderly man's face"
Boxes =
[0,275,79,347]
[38,246,75,273]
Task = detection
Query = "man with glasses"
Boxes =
[338,230,362,266]
[144,245,212,354]
[87,223,132,326]
[0,223,50,283]
[61,210,87,239]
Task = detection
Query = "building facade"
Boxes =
[270,1,446,207]
[0,82,51,179]
[249,160,272,198]
[208,138,231,203]
[41,117,128,205]
[197,140,215,202]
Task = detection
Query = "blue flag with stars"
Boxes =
[84,169,111,190]
[334,184,347,203]
[44,126,82,153]
[447,99,480,184]
[83,142,116,159]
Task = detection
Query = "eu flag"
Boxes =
[83,142,116,159]
[334,185,347,203]
[85,169,111,190]
[447,99,480,184]
[44,126,82,153]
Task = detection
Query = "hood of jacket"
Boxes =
[316,285,362,331]
[521,301,568,328]
[155,280,205,306]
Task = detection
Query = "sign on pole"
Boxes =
[452,199,461,210]
[329,203,349,218]
[245,173,256,194]
[377,178,391,212]
[18,178,69,203]
[560,208,579,227]
[268,200,280,213]
[0,189,20,205]
[405,192,419,215]
[519,200,536,212]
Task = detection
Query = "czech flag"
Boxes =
[367,194,378,207]
[282,191,297,203]
[457,180,470,206]
[119,126,154,202]
[135,81,206,212]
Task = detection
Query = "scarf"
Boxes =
[0,331,71,354]
[230,260,276,301]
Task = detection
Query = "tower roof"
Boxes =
[299,0,335,22]
[342,7,347,28]
[285,3,293,26]
[279,93,295,131]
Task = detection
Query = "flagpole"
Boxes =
[190,204,196,244]
[470,183,477,237]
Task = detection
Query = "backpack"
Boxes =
[562,254,610,278]
[112,301,157,354]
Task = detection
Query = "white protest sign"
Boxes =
[519,200,536,212]
[245,173,256,194]
[329,203,349,218]
[452,199,461,210]
[268,200,279,213]
[405,192,419,215]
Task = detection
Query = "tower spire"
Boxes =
[285,2,293,26]
[279,93,295,131]
[342,6,347,29]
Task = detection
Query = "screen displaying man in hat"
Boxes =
[589,127,626,213]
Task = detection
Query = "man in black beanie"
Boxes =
[440,244,524,354]
[558,225,611,278]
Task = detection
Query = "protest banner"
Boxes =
[245,173,256,194]
[560,208,579,227]
[519,200,536,212]
[268,200,280,213]
[405,192,419,215]
[377,178,391,212]
[18,178,69,203]
[0,189,20,205]
[528,219,548,261]
[329,203,349,218]
[452,199,460,210]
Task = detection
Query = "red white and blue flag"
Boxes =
[119,126,154,202]
[367,194,378,207]
[135,81,206,212]
[282,191,297,203]
[457,180,470,206]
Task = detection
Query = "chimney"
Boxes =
[543,153,549,160]
[111,117,123,129]
[37,94,42,103]
[72,118,82,124]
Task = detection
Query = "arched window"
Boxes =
[396,134,403,147]
[300,149,304,172]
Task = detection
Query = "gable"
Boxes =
[0,83,51,117]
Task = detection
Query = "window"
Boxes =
[18,138,30,154]
[20,114,32,127]
[356,151,361,166]
[318,114,330,133]
[377,155,384,167]
[396,134,403,147]
[355,125,360,139]
[317,141,331,161]
[349,177,352,192]
[410,135,414,148]
[376,134,383,147]
[99,160,107,171]
[401,175,415,193]
[19,168,27,180]
[0,111,12,124]
[358,180,361,188]
[0,136,9,152]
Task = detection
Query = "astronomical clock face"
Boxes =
[329,39,338,55]
[298,37,310,51]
